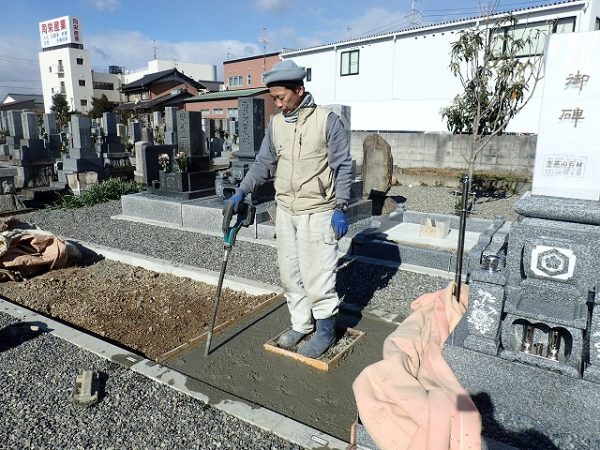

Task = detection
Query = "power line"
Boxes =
[354,0,560,39]
[0,79,41,83]
[0,57,38,66]
[421,0,553,12]
[0,85,42,90]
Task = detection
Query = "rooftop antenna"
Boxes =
[151,40,158,60]
[260,27,271,72]
[410,0,421,27]
[347,25,353,39]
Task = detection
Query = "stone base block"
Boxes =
[445,339,600,443]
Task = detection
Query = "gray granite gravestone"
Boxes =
[7,110,23,140]
[202,118,216,156]
[147,110,215,200]
[21,112,38,140]
[43,113,58,135]
[128,120,142,143]
[116,123,127,145]
[215,97,272,202]
[1,111,54,189]
[0,111,7,133]
[59,115,103,174]
[5,110,24,150]
[141,124,154,145]
[164,107,178,145]
[236,97,264,159]
[444,31,600,444]
[152,111,162,128]
[99,112,133,179]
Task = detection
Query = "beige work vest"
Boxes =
[272,106,335,214]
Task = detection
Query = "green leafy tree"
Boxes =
[89,94,114,119]
[441,14,546,185]
[50,93,71,130]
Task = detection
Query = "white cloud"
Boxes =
[87,0,120,12]
[87,31,261,80]
[0,35,43,101]
[254,0,292,12]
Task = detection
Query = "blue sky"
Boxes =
[0,0,555,100]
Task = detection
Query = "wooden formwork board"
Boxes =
[157,293,285,362]
[263,328,366,371]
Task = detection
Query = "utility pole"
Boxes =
[260,27,270,72]
[410,0,421,27]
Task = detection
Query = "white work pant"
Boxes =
[275,206,340,334]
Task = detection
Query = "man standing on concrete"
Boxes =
[225,59,353,358]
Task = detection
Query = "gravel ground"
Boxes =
[3,186,586,450]
[0,311,300,450]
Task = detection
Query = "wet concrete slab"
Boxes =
[164,302,397,441]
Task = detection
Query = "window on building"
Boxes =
[80,99,87,106]
[227,108,238,119]
[340,50,359,76]
[596,17,600,31]
[247,74,252,86]
[228,76,243,86]
[141,92,149,100]
[553,17,576,34]
[306,68,312,82]
[49,66,52,73]
[60,81,65,93]
[93,81,114,90]
[201,109,209,114]
[51,88,54,93]
[57,59,64,72]
[492,17,576,58]
[79,79,86,86]
[76,57,84,65]
[213,108,224,115]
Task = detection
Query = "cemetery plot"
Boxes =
[0,258,278,360]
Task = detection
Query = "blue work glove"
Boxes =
[224,188,245,213]
[331,208,349,240]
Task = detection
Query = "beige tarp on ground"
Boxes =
[353,282,481,450]
[0,218,80,281]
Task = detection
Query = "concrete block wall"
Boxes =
[350,131,537,175]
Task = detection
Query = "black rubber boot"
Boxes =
[297,317,336,358]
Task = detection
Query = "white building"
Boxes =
[38,16,217,114]
[38,16,96,113]
[283,0,600,133]
[122,59,217,85]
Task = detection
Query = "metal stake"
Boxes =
[454,175,469,300]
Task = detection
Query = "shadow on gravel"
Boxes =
[0,321,48,353]
[472,392,560,450]
[336,253,399,331]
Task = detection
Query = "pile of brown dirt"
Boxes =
[0,258,275,359]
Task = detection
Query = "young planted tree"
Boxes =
[50,93,71,130]
[441,14,547,187]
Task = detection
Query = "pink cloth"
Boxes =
[353,282,481,450]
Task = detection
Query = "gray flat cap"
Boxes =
[263,59,306,87]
